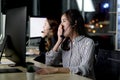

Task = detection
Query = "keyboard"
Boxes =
[0,68,22,73]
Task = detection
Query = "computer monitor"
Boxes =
[0,6,27,67]
[29,17,46,38]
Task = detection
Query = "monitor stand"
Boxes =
[0,36,7,62]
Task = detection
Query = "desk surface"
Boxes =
[0,57,92,80]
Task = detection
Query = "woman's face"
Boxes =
[61,14,72,37]
[43,19,51,37]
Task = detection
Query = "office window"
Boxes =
[83,0,116,34]
[64,0,116,35]
[0,14,6,44]
[116,0,120,50]
[0,0,2,44]
[62,0,117,50]
[0,15,1,43]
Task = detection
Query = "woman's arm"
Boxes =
[45,24,64,65]
[45,50,62,66]
[69,38,95,76]
[52,24,64,52]
[36,67,70,75]
[52,39,63,52]
[80,39,95,75]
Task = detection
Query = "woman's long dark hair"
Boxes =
[39,18,59,52]
[61,9,88,51]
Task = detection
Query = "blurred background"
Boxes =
[0,0,119,50]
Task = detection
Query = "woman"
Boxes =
[36,9,95,78]
[34,17,59,63]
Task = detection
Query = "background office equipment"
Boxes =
[25,17,46,55]
[29,17,46,38]
[26,17,46,47]
[0,6,27,67]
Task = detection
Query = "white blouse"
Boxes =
[45,36,95,76]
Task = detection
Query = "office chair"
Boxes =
[94,49,120,80]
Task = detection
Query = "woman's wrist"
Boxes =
[55,68,59,73]
[52,40,62,52]
[58,37,63,42]
[55,68,60,73]
[55,68,70,73]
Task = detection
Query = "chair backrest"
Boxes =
[94,49,120,80]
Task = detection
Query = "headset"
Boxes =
[60,20,77,39]
[60,25,65,39]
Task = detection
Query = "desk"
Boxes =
[0,57,92,80]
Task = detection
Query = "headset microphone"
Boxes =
[41,31,44,33]
[60,26,65,39]
[60,35,65,39]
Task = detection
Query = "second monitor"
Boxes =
[29,17,46,38]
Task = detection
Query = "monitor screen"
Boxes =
[1,6,27,67]
[29,17,46,38]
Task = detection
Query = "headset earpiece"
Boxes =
[71,20,77,28]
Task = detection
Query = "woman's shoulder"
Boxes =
[77,35,93,41]
[83,36,95,46]
[84,36,94,41]
[77,36,94,43]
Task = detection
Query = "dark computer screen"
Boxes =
[1,6,27,67]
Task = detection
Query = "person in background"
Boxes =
[34,17,59,64]
[36,9,95,79]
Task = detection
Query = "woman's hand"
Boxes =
[36,68,58,75]
[52,24,65,52]
[57,24,64,41]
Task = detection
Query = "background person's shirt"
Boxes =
[34,37,57,63]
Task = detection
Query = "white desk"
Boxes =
[0,57,92,80]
